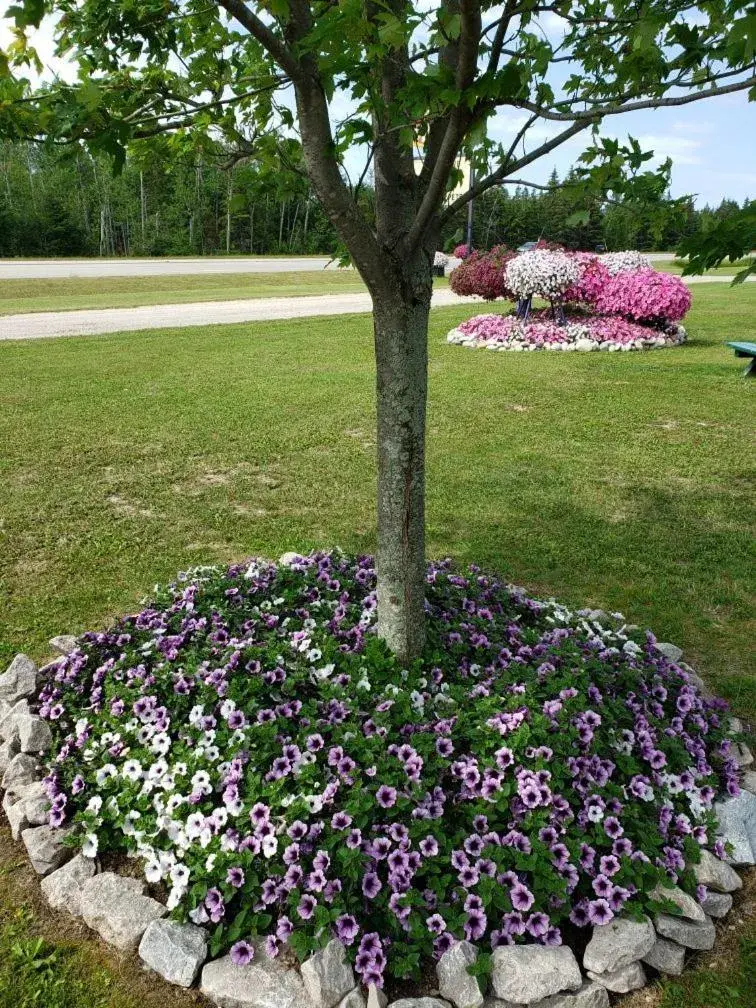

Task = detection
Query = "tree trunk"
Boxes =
[372,275,431,663]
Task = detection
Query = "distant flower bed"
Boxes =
[448,246,691,353]
[448,311,687,352]
[38,552,737,987]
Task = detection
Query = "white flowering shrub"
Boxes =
[504,250,581,301]
[434,251,449,268]
[599,251,652,275]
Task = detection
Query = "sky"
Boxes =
[2,14,754,209]
[480,91,756,208]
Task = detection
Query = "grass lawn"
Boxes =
[0,269,372,315]
[655,257,754,276]
[0,280,754,1006]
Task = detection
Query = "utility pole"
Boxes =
[465,164,475,250]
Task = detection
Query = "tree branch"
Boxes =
[216,0,303,80]
[407,0,482,251]
[439,119,593,223]
[512,75,756,121]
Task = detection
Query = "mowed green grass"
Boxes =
[656,257,754,276]
[0,282,753,709]
[0,269,372,315]
[0,282,754,1006]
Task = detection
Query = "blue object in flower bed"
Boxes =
[36,552,741,989]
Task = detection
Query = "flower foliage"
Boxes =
[505,249,581,300]
[599,251,652,275]
[595,268,692,324]
[449,311,686,352]
[563,254,611,306]
[37,554,737,986]
[453,243,472,260]
[449,246,516,300]
[434,251,449,268]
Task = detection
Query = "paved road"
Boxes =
[0,252,681,279]
[0,275,749,342]
[0,256,338,279]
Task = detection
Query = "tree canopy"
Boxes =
[2,1,755,271]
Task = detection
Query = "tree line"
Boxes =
[0,141,749,258]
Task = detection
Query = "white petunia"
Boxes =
[82,833,99,858]
[189,904,210,925]
[185,812,205,839]
[262,835,278,858]
[122,759,143,781]
[150,733,171,756]
[144,860,163,883]
[95,764,117,785]
[166,887,184,910]
[170,863,190,887]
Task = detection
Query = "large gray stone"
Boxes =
[700,891,733,918]
[40,853,96,916]
[201,954,314,1008]
[0,737,20,775]
[715,791,756,866]
[586,961,646,994]
[732,742,754,768]
[642,938,686,976]
[388,1001,451,1008]
[3,781,48,838]
[491,946,582,1005]
[21,824,72,875]
[530,982,610,1008]
[301,938,355,1008]
[367,987,388,1008]
[139,918,208,987]
[655,642,682,663]
[338,991,367,1008]
[1,751,41,797]
[650,884,706,922]
[0,655,37,705]
[582,915,655,974]
[742,770,756,795]
[693,849,742,892]
[80,872,166,951]
[437,940,484,1008]
[655,913,716,950]
[49,635,78,656]
[0,700,30,742]
[16,715,52,754]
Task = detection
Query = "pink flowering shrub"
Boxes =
[563,254,611,306]
[38,552,735,986]
[449,245,516,300]
[453,243,472,259]
[596,269,692,324]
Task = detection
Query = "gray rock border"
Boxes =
[2,637,755,1008]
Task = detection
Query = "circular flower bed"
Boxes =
[448,247,691,353]
[448,311,686,352]
[36,552,739,988]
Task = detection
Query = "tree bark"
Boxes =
[372,262,432,663]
